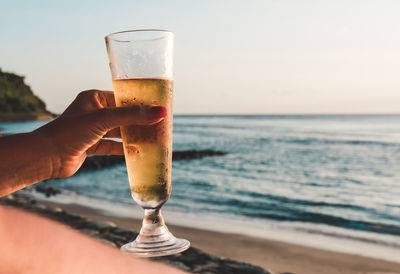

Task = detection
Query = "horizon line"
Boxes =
[173,113,400,116]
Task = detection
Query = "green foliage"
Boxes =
[0,68,47,114]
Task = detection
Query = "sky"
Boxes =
[1,0,399,114]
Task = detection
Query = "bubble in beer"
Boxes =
[113,78,173,208]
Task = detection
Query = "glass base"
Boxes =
[121,237,190,258]
[121,208,190,257]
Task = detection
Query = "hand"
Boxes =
[34,89,166,178]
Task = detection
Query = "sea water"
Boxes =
[2,115,400,261]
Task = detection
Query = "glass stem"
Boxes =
[135,208,175,245]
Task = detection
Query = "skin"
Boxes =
[0,90,184,274]
[0,205,183,274]
[0,89,167,196]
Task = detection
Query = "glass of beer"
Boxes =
[105,30,190,257]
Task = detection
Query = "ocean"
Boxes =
[2,115,400,261]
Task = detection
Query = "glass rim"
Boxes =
[105,29,173,42]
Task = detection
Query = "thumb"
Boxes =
[91,105,167,130]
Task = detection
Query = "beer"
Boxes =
[113,78,173,208]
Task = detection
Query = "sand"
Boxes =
[36,200,400,274]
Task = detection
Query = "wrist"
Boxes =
[28,130,56,182]
[31,126,61,180]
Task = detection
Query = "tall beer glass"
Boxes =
[105,30,190,257]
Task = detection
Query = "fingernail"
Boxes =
[150,106,167,118]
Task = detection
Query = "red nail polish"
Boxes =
[150,106,167,118]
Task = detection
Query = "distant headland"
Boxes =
[0,68,55,122]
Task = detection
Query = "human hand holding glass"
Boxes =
[0,89,167,197]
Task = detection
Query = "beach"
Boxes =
[23,197,400,274]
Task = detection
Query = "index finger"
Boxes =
[95,90,116,108]
[64,90,116,114]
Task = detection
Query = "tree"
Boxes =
[0,68,47,114]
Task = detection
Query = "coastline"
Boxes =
[3,115,400,273]
[15,194,400,274]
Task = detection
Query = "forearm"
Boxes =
[0,132,54,196]
[0,206,184,274]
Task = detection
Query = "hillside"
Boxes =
[0,68,54,121]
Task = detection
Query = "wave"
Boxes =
[188,192,400,237]
[234,190,365,209]
[269,137,400,147]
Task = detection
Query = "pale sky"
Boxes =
[1,0,399,114]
